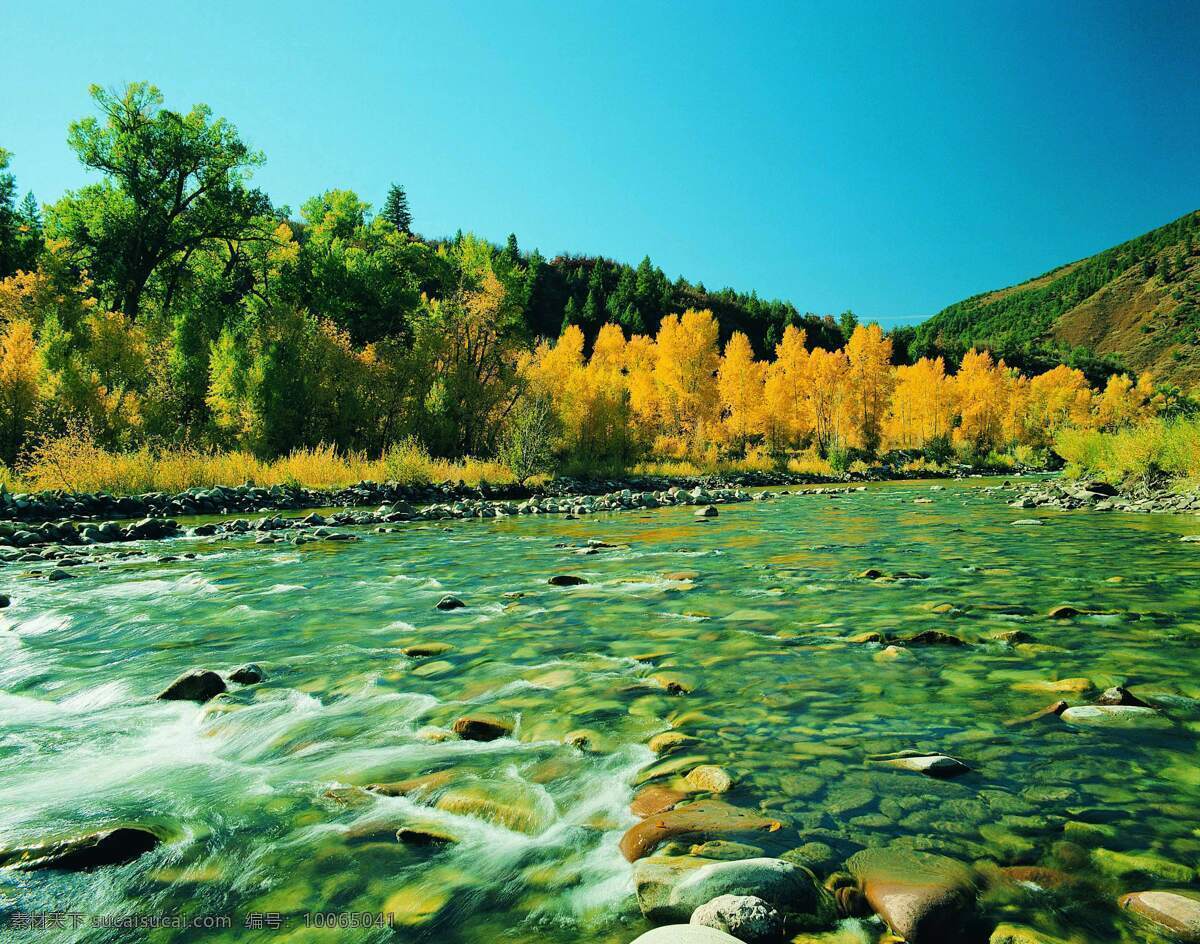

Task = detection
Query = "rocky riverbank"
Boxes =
[1001,478,1200,515]
[0,459,1008,526]
[0,483,828,566]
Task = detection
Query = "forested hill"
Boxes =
[525,253,848,356]
[911,209,1200,388]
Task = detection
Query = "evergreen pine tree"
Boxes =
[381,183,413,233]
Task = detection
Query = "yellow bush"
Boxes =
[1055,417,1200,487]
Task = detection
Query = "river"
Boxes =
[3,478,1200,942]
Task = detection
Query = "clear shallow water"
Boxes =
[2,479,1200,943]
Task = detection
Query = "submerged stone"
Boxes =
[629,926,743,944]
[620,800,785,862]
[0,826,161,871]
[1119,890,1200,941]
[848,847,978,943]
[882,753,971,779]
[1059,705,1170,729]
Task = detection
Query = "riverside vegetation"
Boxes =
[5,82,1200,944]
[1,83,1198,499]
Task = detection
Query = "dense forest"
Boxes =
[0,83,1190,485]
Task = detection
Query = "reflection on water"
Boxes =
[2,479,1200,942]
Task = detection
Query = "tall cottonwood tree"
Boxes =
[48,83,271,322]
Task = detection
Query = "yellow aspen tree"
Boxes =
[886,357,953,449]
[763,325,811,449]
[1021,364,1092,446]
[952,348,1012,455]
[653,308,720,450]
[582,323,634,461]
[624,332,660,444]
[1095,371,1157,430]
[0,319,42,464]
[800,346,850,455]
[716,331,765,452]
[844,323,895,453]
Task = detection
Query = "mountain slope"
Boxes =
[913,209,1200,388]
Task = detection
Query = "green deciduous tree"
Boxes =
[47,83,272,322]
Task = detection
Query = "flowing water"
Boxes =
[3,478,1200,943]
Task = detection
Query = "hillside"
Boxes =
[912,209,1200,388]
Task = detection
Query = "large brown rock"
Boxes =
[848,847,977,942]
[0,827,161,871]
[1119,890,1200,941]
[620,800,785,862]
[157,669,226,703]
[451,715,512,741]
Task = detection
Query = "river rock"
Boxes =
[229,664,265,685]
[403,642,455,657]
[635,855,831,925]
[548,574,588,586]
[436,594,466,610]
[685,765,735,793]
[906,630,966,646]
[1059,705,1170,729]
[690,894,783,943]
[1046,605,1083,619]
[629,926,743,944]
[989,924,1072,944]
[696,506,719,518]
[620,800,785,862]
[848,847,977,942]
[0,826,161,871]
[1119,890,1200,941]
[157,669,226,703]
[632,785,689,817]
[650,731,701,755]
[0,593,9,608]
[882,753,971,779]
[451,715,513,741]
[1095,685,1149,707]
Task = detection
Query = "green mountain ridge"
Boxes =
[912,209,1200,388]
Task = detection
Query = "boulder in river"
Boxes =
[695,505,719,518]
[1059,704,1170,729]
[881,753,971,779]
[436,594,466,611]
[906,629,966,646]
[620,800,785,862]
[635,854,831,926]
[0,593,9,608]
[685,765,735,793]
[690,894,783,943]
[157,669,226,703]
[629,925,743,944]
[548,574,588,586]
[229,664,265,685]
[1119,890,1200,941]
[1095,685,1149,707]
[0,826,161,871]
[848,847,978,943]
[451,715,513,742]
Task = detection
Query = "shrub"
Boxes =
[498,394,558,485]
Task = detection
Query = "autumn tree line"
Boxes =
[0,83,1183,482]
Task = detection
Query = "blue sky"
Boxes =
[2,0,1197,326]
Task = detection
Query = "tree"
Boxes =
[886,357,952,449]
[499,391,558,484]
[0,318,41,463]
[381,183,413,234]
[47,83,271,322]
[654,308,720,447]
[800,347,850,455]
[763,324,811,449]
[717,331,764,452]
[845,323,895,453]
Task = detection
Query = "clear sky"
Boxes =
[2,0,1197,325]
